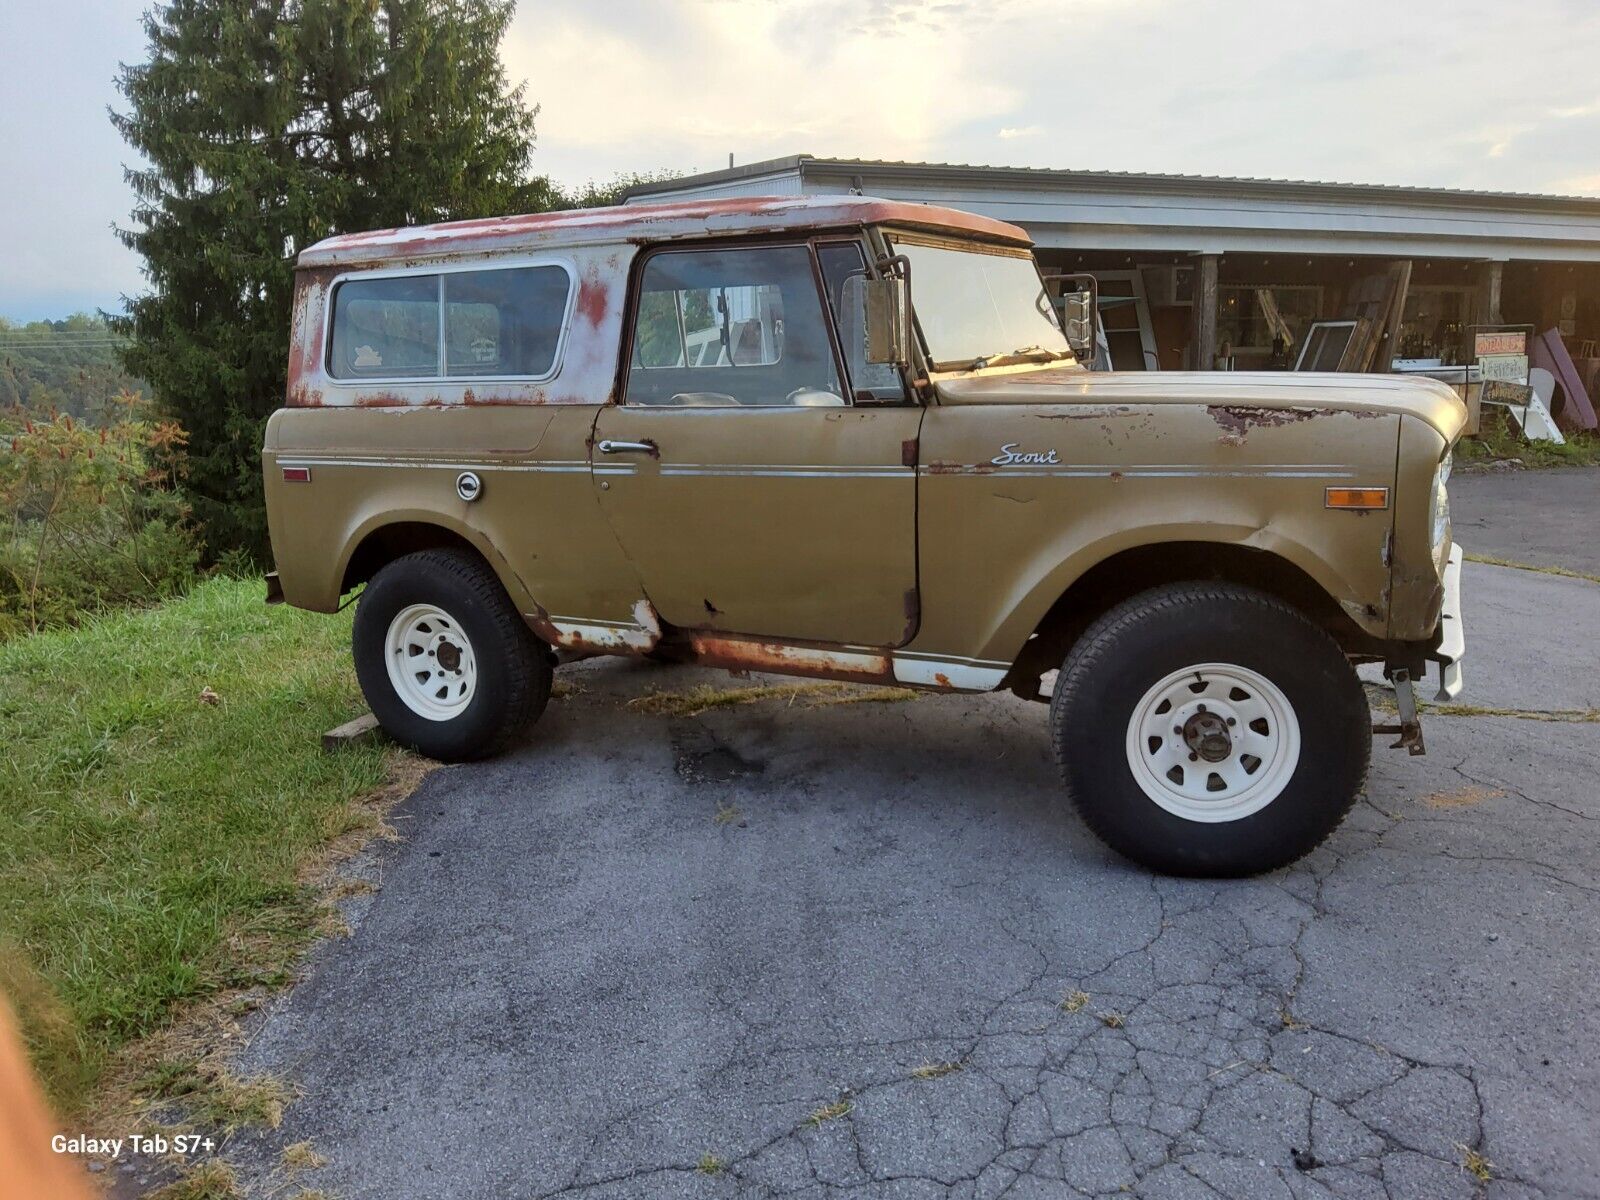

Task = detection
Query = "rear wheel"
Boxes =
[353,549,551,761]
[1050,583,1369,876]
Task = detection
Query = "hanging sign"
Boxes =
[1478,353,1529,384]
[1474,331,1526,357]
[1481,380,1533,406]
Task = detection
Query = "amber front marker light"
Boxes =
[1325,486,1388,510]
[282,466,312,483]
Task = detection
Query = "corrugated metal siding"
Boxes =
[795,168,1600,261]
[631,158,1600,262]
[621,169,805,204]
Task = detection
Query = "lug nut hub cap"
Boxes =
[385,603,478,721]
[1125,662,1301,823]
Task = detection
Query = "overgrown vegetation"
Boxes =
[0,577,396,1114]
[0,391,197,639]
[1458,410,1600,468]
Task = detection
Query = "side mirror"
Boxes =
[859,275,911,366]
[1060,289,1097,357]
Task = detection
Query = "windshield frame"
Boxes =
[886,233,1077,374]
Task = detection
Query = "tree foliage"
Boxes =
[0,316,146,421]
[554,169,684,211]
[112,0,548,558]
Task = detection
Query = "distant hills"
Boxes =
[0,314,145,419]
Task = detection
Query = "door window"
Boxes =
[817,243,909,403]
[626,246,844,406]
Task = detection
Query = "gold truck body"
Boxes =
[263,196,1466,874]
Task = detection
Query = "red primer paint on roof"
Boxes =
[298,195,1031,269]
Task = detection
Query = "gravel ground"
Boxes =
[216,470,1599,1200]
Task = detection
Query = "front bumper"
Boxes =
[1428,543,1466,701]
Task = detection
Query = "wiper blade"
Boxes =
[931,346,1071,372]
[978,346,1072,368]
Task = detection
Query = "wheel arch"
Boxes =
[337,513,541,617]
[1001,537,1385,694]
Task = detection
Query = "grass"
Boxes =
[1459,1144,1495,1183]
[805,1099,853,1127]
[1465,551,1600,586]
[696,1152,726,1175]
[626,681,919,718]
[910,1060,963,1079]
[139,1057,294,1131]
[1366,686,1599,724]
[282,1140,327,1170]
[1099,1011,1127,1029]
[1458,412,1600,468]
[146,1161,241,1200]
[1428,702,1598,722]
[0,575,402,1117]
[1060,989,1089,1013]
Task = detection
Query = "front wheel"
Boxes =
[353,549,551,761]
[1050,583,1370,876]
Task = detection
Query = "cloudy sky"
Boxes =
[3,0,1598,321]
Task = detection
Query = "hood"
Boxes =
[934,368,1469,442]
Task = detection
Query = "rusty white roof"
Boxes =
[297,194,1031,269]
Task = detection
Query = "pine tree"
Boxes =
[112,0,547,557]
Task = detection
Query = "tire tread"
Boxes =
[1050,582,1370,875]
[355,548,550,761]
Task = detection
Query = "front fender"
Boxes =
[910,401,1401,670]
[973,520,1386,668]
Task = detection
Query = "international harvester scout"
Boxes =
[264,196,1466,876]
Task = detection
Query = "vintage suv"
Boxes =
[264,196,1465,876]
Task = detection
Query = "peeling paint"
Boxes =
[285,243,630,410]
[574,267,608,330]
[1206,405,1336,435]
[296,196,1031,271]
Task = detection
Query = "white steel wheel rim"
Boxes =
[1124,662,1301,823]
[384,603,478,721]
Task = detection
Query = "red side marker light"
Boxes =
[282,466,312,483]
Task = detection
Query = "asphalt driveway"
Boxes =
[228,468,1599,1200]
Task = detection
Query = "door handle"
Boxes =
[597,439,658,455]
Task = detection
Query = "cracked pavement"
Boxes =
[227,469,1599,1200]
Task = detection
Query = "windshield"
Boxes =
[894,240,1072,370]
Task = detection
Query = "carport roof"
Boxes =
[621,155,1600,262]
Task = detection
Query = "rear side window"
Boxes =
[327,265,571,381]
[444,267,569,377]
[329,275,440,378]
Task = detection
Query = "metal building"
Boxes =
[624,155,1600,412]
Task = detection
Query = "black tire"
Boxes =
[1050,582,1369,877]
[353,548,551,761]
